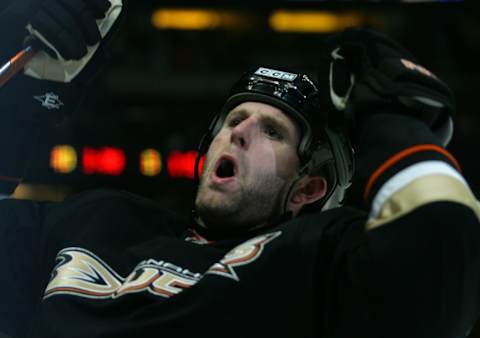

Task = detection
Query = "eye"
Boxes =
[264,125,283,140]
[228,117,242,128]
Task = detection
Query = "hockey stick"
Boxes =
[0,46,37,88]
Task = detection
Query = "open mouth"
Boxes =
[214,155,237,179]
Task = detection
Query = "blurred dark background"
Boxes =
[7,2,479,336]
[20,1,479,214]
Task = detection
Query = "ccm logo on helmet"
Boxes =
[255,67,298,82]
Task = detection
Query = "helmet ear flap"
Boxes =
[301,128,354,210]
[195,112,225,183]
[323,128,354,190]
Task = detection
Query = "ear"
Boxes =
[288,176,328,216]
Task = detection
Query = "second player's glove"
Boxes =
[1,0,123,83]
[317,27,455,146]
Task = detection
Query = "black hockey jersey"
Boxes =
[0,18,479,336]
[1,111,479,338]
[0,186,476,338]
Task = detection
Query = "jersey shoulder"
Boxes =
[42,189,189,242]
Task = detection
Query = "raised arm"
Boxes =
[0,1,123,336]
[0,0,123,196]
[319,28,480,338]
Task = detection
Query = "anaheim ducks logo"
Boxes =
[206,231,282,281]
[44,248,201,300]
[44,232,281,300]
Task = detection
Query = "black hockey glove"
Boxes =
[317,27,455,146]
[0,0,124,123]
[27,0,111,60]
[0,0,123,83]
[0,0,124,195]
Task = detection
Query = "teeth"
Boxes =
[216,159,234,178]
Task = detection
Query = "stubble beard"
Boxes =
[194,174,290,231]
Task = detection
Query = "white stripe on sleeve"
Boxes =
[369,161,466,219]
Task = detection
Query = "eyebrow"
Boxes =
[226,108,248,120]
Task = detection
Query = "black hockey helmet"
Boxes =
[195,66,355,210]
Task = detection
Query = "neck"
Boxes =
[191,210,293,240]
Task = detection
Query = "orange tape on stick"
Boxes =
[0,46,37,87]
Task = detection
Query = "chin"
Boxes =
[194,185,283,231]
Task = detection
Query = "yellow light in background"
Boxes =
[50,145,77,174]
[140,149,162,177]
[151,9,247,30]
[152,9,219,30]
[270,11,364,33]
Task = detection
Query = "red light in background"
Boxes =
[167,151,203,179]
[198,156,205,175]
[82,147,126,176]
[82,147,97,175]
[48,146,206,179]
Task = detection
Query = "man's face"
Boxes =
[195,101,301,230]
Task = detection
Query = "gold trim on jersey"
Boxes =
[366,175,480,231]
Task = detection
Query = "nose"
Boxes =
[230,116,258,149]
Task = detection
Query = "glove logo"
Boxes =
[400,59,437,79]
[34,92,64,110]
[331,47,345,61]
[329,48,355,111]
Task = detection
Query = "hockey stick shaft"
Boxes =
[0,46,37,88]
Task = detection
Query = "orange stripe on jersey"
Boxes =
[364,144,461,204]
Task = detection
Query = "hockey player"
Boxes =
[0,0,479,337]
